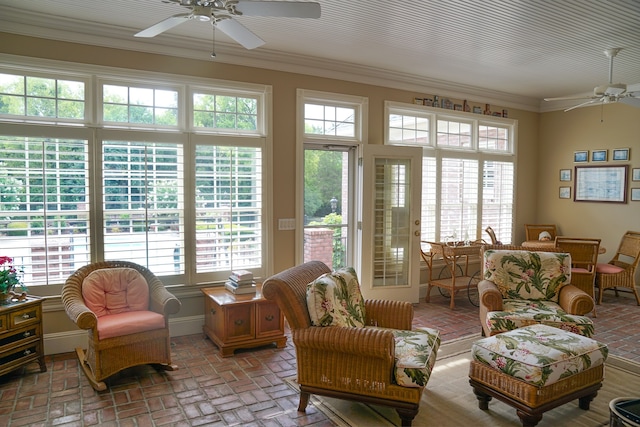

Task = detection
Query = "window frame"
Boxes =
[384,101,516,244]
[0,55,272,294]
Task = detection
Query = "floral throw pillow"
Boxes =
[306,267,366,327]
[483,250,571,302]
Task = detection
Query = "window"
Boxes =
[0,135,90,286]
[0,72,86,120]
[385,101,515,244]
[102,82,179,126]
[0,62,269,291]
[299,90,366,269]
[192,91,258,131]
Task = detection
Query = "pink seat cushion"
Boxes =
[97,311,166,339]
[596,263,625,274]
[82,268,150,317]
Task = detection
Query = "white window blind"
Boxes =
[481,161,514,244]
[440,158,478,241]
[102,140,185,274]
[194,145,262,273]
[0,135,90,285]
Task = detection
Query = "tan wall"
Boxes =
[539,105,640,266]
[5,33,637,339]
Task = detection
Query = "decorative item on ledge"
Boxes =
[411,95,508,117]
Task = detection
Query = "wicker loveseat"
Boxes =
[478,247,595,337]
[62,260,181,391]
[262,261,440,427]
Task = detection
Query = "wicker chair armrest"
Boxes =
[148,280,181,316]
[558,284,594,315]
[364,299,413,329]
[61,275,97,330]
[609,259,631,270]
[293,326,395,361]
[478,280,503,311]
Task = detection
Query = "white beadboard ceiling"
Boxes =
[1,0,639,111]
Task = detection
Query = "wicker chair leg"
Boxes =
[297,391,310,412]
[396,408,418,426]
[76,348,107,392]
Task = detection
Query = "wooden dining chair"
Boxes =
[555,237,601,316]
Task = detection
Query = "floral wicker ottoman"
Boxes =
[468,324,608,427]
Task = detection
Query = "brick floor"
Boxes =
[0,291,637,426]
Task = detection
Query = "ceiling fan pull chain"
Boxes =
[211,23,216,58]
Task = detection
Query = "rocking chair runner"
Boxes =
[62,260,181,391]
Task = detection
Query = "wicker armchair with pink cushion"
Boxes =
[62,260,181,391]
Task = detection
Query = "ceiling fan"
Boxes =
[135,0,321,50]
[544,48,640,112]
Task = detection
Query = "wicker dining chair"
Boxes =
[262,261,439,427]
[555,237,601,316]
[62,260,181,391]
[485,226,501,245]
[524,224,558,241]
[595,231,640,306]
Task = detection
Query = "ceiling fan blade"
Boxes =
[216,18,265,49]
[235,1,321,18]
[564,98,602,112]
[619,97,640,108]
[544,95,593,102]
[625,82,640,94]
[135,13,191,37]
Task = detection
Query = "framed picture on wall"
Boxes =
[575,165,628,203]
[559,169,571,181]
[559,186,571,199]
[612,148,630,161]
[632,168,640,181]
[591,150,607,162]
[574,151,588,163]
[632,188,640,201]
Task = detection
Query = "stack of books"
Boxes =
[225,269,256,295]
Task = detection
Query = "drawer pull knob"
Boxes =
[22,313,31,319]
[23,331,31,337]
[265,315,274,321]
[210,309,216,315]
[24,349,32,355]
[234,319,244,326]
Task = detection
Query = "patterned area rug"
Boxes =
[286,334,640,426]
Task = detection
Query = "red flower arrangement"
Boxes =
[0,256,26,295]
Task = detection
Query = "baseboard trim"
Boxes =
[43,315,205,356]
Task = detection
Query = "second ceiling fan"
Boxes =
[135,0,321,50]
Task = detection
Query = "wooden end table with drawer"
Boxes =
[0,294,46,376]
[201,285,287,357]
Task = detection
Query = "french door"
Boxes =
[358,144,423,303]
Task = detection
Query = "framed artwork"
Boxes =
[559,186,571,199]
[559,169,571,181]
[633,168,640,181]
[574,151,588,163]
[632,188,640,201]
[574,165,628,203]
[612,148,630,161]
[591,150,607,162]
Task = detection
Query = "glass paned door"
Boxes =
[359,145,423,302]
[303,145,354,270]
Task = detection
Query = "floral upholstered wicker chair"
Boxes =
[478,247,595,337]
[62,260,181,391]
[262,261,441,427]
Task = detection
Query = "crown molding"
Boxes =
[0,7,541,112]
